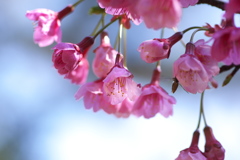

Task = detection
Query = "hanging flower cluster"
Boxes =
[26,0,240,158]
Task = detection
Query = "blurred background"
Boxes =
[1,0,240,159]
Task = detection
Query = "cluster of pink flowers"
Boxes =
[26,0,240,158]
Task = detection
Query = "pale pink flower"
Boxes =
[92,32,119,78]
[179,0,198,8]
[26,6,73,47]
[75,79,134,117]
[132,67,175,118]
[203,126,225,160]
[176,130,207,160]
[173,43,209,93]
[75,79,104,112]
[138,32,183,63]
[138,39,169,63]
[97,0,142,25]
[225,0,240,20]
[52,37,94,84]
[103,65,140,105]
[136,0,182,29]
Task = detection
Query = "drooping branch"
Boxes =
[197,0,226,11]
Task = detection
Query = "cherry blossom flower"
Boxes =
[203,126,225,160]
[75,79,104,112]
[52,37,94,84]
[211,26,240,65]
[132,66,175,118]
[138,32,183,63]
[179,0,199,8]
[92,32,119,78]
[75,79,134,117]
[136,0,182,29]
[138,39,169,63]
[176,130,207,160]
[97,0,142,25]
[173,43,209,93]
[26,6,74,47]
[103,62,140,105]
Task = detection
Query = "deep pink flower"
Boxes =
[132,67,175,118]
[225,0,240,20]
[52,37,94,84]
[138,32,183,63]
[211,27,240,65]
[179,0,199,8]
[92,32,119,78]
[103,64,140,105]
[136,0,182,29]
[97,0,142,25]
[173,43,209,93]
[176,130,207,160]
[203,126,225,160]
[26,6,74,47]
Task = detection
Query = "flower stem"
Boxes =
[190,28,208,43]
[72,0,85,8]
[90,14,104,36]
[93,16,121,39]
[182,26,204,34]
[196,91,207,130]
[123,26,127,67]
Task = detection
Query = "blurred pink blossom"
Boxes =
[136,0,182,29]
[179,0,199,8]
[26,6,73,47]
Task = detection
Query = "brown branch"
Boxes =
[197,0,226,11]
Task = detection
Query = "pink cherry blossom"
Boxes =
[75,80,104,112]
[176,130,207,160]
[52,37,94,84]
[203,126,225,160]
[136,0,182,29]
[138,32,183,63]
[138,39,169,63]
[97,0,142,25]
[132,67,175,118]
[173,43,209,93]
[75,79,134,117]
[179,0,199,8]
[52,42,82,75]
[92,32,119,78]
[26,6,73,47]
[103,65,140,105]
